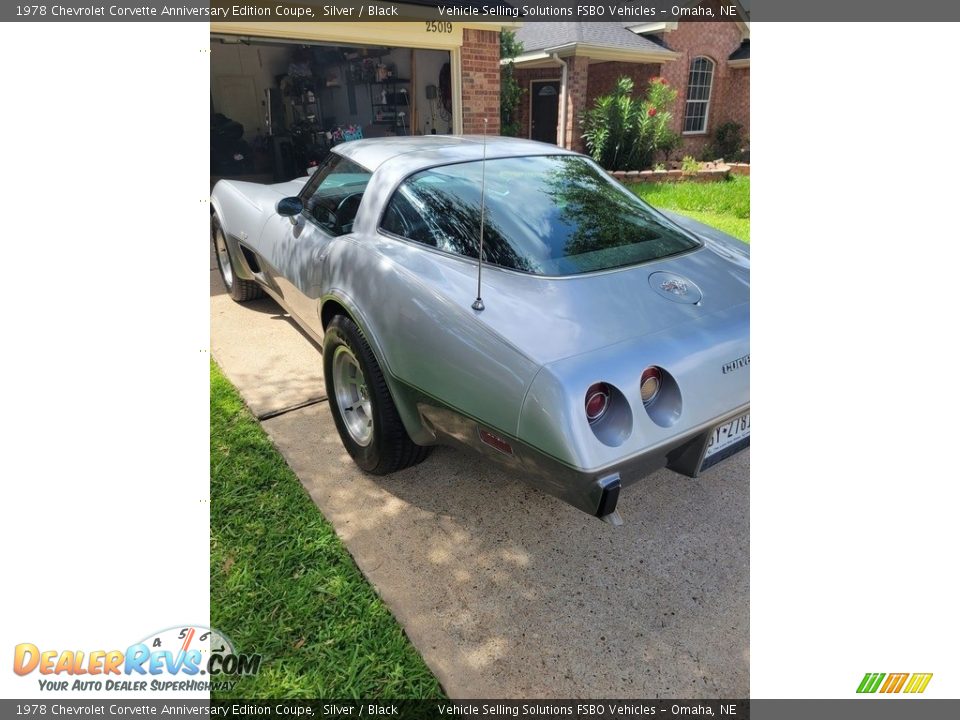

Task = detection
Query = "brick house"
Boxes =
[209,16,511,180]
[508,10,750,158]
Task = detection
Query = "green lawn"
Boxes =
[631,175,750,243]
[210,361,443,699]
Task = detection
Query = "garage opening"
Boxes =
[210,36,453,183]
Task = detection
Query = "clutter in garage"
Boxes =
[211,37,452,182]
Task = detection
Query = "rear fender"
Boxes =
[320,290,435,446]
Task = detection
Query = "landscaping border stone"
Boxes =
[609,162,750,183]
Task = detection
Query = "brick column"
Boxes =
[564,55,590,151]
[461,29,501,135]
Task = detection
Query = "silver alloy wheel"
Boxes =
[332,345,374,447]
[214,227,234,289]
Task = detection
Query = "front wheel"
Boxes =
[323,315,431,474]
[211,214,263,302]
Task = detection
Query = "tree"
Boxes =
[500,30,524,137]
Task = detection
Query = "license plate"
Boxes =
[700,412,750,471]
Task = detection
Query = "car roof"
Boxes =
[332,135,581,173]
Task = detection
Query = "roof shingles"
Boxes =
[515,22,675,56]
[729,39,750,61]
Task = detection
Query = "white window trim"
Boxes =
[682,56,715,136]
[451,47,464,134]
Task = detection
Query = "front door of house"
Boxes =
[530,80,560,144]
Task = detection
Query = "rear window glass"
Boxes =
[379,155,699,275]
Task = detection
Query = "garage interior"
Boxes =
[211,36,453,182]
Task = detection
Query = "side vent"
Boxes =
[239,245,261,274]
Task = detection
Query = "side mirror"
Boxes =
[277,197,303,224]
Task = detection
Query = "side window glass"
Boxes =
[381,188,436,246]
[300,154,371,236]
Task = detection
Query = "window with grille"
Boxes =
[683,56,715,134]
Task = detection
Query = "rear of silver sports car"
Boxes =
[506,301,750,524]
[362,147,749,523]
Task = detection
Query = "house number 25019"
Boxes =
[425,22,453,33]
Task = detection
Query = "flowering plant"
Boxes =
[582,77,679,171]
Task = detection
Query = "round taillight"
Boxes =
[585,383,610,424]
[640,367,662,406]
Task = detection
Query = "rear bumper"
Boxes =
[513,403,750,520]
[418,397,749,522]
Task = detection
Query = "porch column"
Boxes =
[564,56,590,151]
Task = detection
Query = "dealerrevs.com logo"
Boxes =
[13,625,261,693]
[857,672,933,694]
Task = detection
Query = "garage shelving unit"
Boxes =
[369,78,412,134]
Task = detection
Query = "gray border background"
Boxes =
[2,700,960,718]
[4,1,960,22]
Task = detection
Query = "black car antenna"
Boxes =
[471,118,488,312]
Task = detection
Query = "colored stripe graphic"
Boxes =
[880,673,909,693]
[858,672,933,694]
[856,673,885,693]
[903,673,933,694]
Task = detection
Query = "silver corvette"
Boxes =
[210,136,749,524]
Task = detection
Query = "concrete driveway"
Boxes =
[210,249,749,698]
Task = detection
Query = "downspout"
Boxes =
[549,53,568,148]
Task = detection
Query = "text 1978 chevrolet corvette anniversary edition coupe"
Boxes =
[211,136,749,524]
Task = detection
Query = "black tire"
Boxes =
[211,214,263,302]
[323,314,431,474]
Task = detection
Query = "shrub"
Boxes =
[681,155,700,175]
[657,129,682,164]
[704,121,746,162]
[581,76,679,171]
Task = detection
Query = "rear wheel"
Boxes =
[323,314,431,474]
[211,214,263,302]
